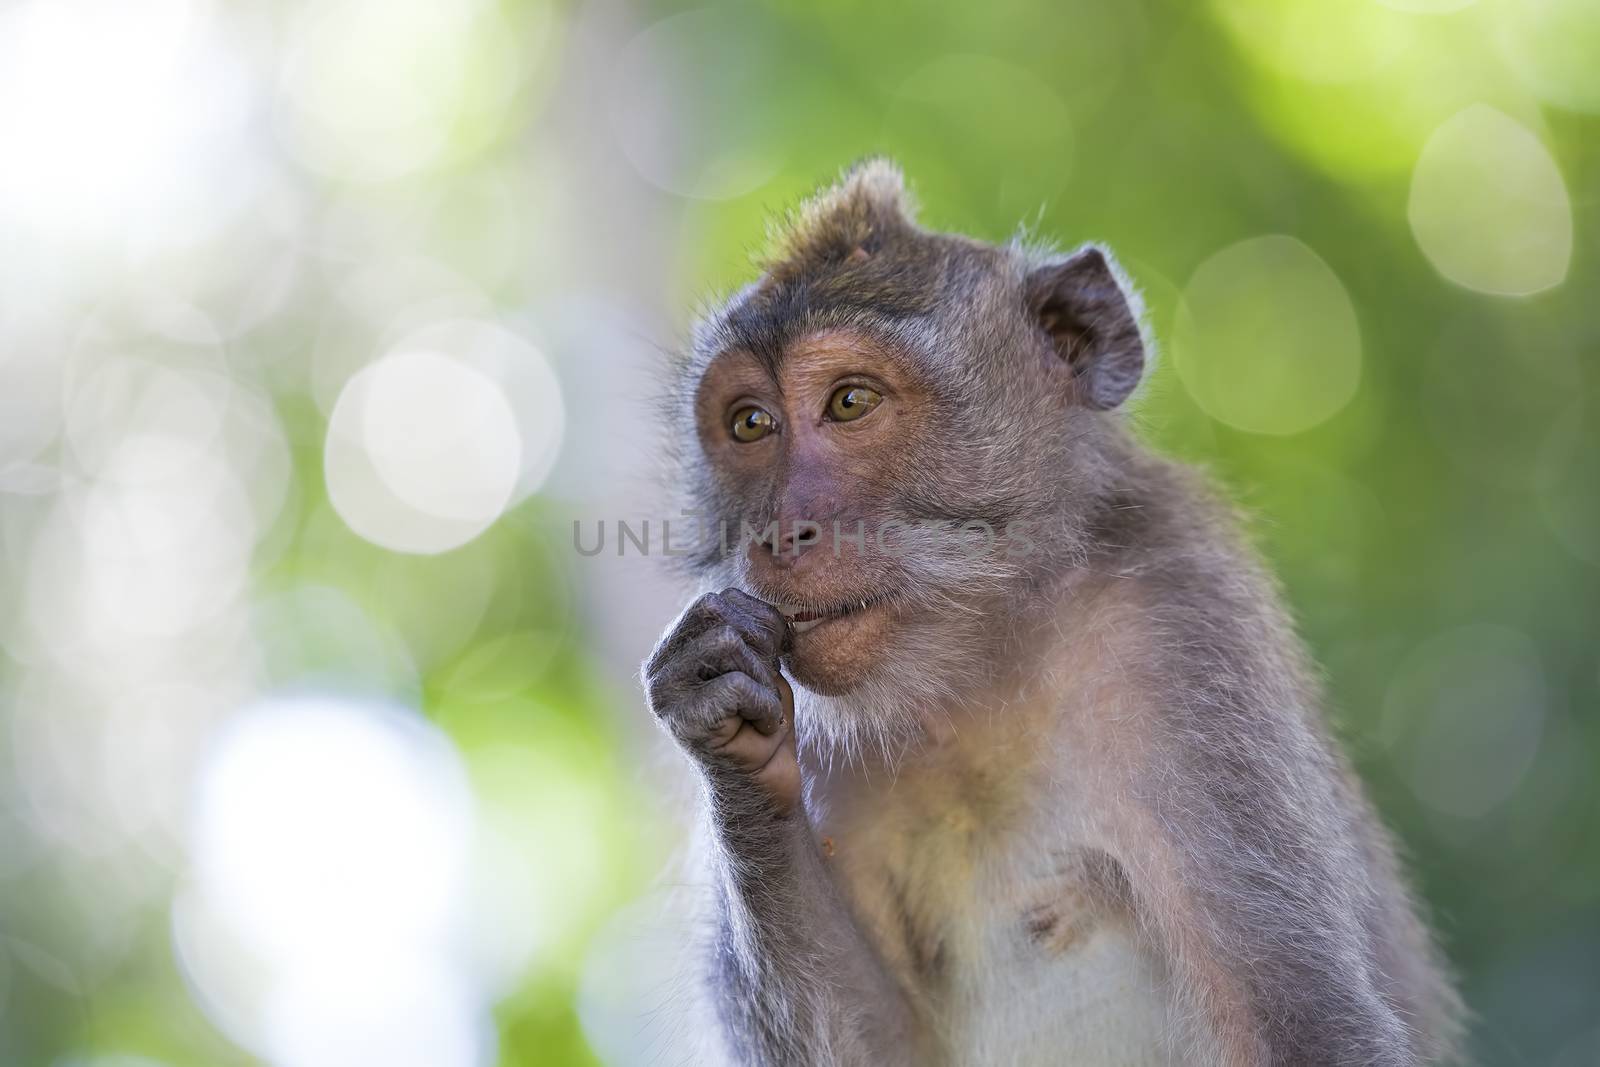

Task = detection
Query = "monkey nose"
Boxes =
[748,519,823,567]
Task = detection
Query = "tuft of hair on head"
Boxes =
[762,158,919,283]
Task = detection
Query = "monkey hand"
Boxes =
[643,589,800,816]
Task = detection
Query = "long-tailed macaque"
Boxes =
[641,161,1462,1065]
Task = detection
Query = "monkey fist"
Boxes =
[643,589,801,815]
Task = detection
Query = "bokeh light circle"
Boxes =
[176,695,488,1067]
[22,430,259,664]
[1408,105,1572,296]
[361,353,520,522]
[392,320,567,505]
[1172,235,1361,435]
[1491,0,1600,115]
[1382,624,1547,819]
[61,338,232,481]
[190,697,472,963]
[326,350,522,555]
[264,955,490,1067]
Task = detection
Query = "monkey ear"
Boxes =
[1025,245,1146,410]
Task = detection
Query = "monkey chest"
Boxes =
[823,821,1180,1066]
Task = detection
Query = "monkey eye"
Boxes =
[730,406,776,442]
[826,385,883,423]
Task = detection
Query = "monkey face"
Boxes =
[693,327,940,694]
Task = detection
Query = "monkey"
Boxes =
[640,160,1463,1066]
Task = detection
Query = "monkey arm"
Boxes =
[705,790,921,1067]
[643,589,920,1063]
[1108,706,1426,1067]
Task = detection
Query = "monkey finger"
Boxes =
[723,639,783,698]
[646,594,723,669]
[693,670,785,739]
[716,588,789,657]
[687,624,781,686]
[647,623,756,697]
[706,718,788,779]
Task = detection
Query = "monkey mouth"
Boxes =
[772,594,888,634]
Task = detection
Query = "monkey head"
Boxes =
[674,161,1148,737]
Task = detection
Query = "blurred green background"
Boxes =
[0,0,1596,1065]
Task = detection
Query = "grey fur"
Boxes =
[645,160,1464,1066]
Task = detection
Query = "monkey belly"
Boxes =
[945,917,1178,1066]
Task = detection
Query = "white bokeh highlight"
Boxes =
[190,699,471,960]
[176,695,492,1067]
[392,319,568,506]
[1408,105,1572,297]
[326,350,523,554]
[363,353,522,523]
[0,0,258,263]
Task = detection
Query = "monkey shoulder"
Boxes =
[1033,555,1354,883]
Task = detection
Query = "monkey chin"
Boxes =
[783,600,896,697]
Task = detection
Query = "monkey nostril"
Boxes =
[755,520,824,562]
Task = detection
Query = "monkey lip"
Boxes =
[772,595,887,634]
